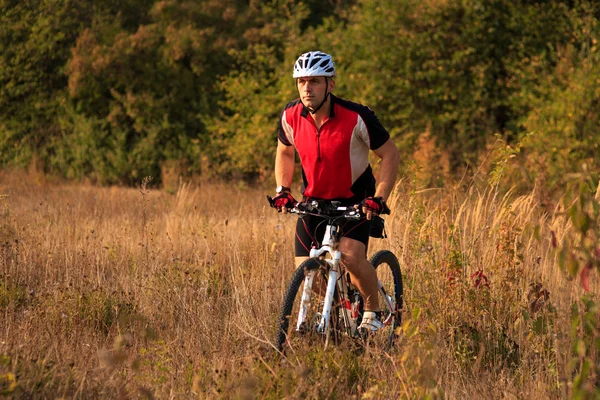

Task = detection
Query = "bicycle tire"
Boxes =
[276,257,338,353]
[369,249,403,349]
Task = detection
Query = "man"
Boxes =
[272,51,400,333]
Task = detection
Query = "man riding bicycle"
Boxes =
[272,51,400,334]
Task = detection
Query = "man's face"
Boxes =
[296,76,334,109]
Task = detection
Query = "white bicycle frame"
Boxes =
[294,207,396,344]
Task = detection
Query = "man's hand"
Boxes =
[272,192,297,213]
[359,196,390,220]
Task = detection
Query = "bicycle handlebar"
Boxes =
[266,196,363,219]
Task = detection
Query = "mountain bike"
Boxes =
[267,197,403,354]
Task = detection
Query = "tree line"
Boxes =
[1,0,598,195]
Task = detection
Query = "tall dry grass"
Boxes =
[0,169,597,398]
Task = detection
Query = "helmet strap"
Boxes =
[309,77,329,114]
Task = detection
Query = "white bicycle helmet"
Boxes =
[293,51,336,78]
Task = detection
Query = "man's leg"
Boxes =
[339,237,380,312]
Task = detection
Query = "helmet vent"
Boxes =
[293,51,335,78]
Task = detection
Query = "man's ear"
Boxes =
[329,78,335,91]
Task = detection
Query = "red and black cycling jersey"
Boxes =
[278,94,390,203]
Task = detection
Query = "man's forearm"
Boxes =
[275,149,295,188]
[375,154,400,201]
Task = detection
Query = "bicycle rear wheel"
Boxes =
[276,258,340,354]
[368,250,403,349]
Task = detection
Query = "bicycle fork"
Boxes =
[295,265,341,338]
[295,261,360,342]
[318,267,338,336]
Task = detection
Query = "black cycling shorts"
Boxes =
[294,214,370,257]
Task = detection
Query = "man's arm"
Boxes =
[275,141,295,189]
[372,138,400,201]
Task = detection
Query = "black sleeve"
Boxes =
[277,109,292,146]
[360,107,390,150]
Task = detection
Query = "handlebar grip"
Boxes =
[359,197,391,215]
[266,195,275,208]
[266,194,296,210]
[381,202,391,215]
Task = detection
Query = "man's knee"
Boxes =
[339,238,367,271]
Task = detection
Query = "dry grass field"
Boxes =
[0,169,598,399]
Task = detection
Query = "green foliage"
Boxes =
[569,296,600,399]
[60,1,246,183]
[334,0,577,166]
[0,0,599,193]
[519,55,600,191]
[212,0,595,182]
[0,0,94,166]
[556,166,600,279]
[208,0,349,178]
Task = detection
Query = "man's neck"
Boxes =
[311,97,332,128]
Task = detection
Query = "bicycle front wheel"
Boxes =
[275,257,337,354]
[369,250,403,349]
